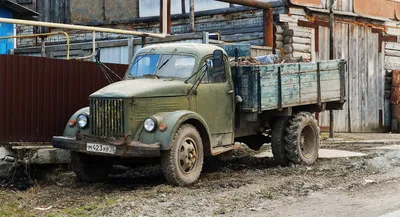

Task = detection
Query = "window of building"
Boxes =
[139,0,232,17]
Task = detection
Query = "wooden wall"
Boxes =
[282,7,387,132]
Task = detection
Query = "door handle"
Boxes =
[228,90,234,94]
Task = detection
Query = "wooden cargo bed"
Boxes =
[232,59,346,113]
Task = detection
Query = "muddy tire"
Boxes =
[285,112,320,165]
[271,117,290,166]
[161,124,204,186]
[70,152,112,182]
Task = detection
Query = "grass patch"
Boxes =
[45,196,118,217]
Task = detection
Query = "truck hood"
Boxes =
[90,79,191,98]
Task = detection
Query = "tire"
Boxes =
[161,124,204,186]
[271,117,290,166]
[285,112,320,165]
[70,152,113,182]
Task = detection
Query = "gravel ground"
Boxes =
[1,136,400,217]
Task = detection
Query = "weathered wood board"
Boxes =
[233,59,345,112]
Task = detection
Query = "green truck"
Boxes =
[52,43,346,186]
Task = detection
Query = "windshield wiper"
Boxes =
[187,64,208,95]
[184,63,207,84]
[158,58,171,70]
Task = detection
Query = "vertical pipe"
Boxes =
[181,0,186,14]
[167,0,171,34]
[13,24,16,49]
[263,9,274,48]
[160,0,170,34]
[141,36,146,47]
[190,0,195,32]
[41,38,46,57]
[160,0,163,33]
[329,0,335,138]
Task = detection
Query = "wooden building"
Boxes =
[10,0,400,133]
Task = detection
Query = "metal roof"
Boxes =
[138,43,227,59]
[0,0,39,19]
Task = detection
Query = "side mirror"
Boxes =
[94,49,101,61]
[212,50,224,68]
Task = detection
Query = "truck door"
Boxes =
[196,56,235,147]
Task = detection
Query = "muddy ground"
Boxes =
[1,133,400,217]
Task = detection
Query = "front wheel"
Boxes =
[161,124,204,186]
[285,112,320,165]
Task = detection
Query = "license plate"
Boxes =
[87,143,116,154]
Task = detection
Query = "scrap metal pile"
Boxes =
[230,55,308,66]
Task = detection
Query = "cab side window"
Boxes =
[202,58,226,84]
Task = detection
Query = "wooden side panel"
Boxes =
[260,66,278,110]
[234,66,260,112]
[259,60,343,110]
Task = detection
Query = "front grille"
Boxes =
[90,98,125,138]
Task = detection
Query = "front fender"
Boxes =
[63,107,90,137]
[135,110,211,151]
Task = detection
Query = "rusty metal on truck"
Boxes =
[52,43,346,186]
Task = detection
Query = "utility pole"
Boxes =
[329,0,335,138]
[190,0,195,32]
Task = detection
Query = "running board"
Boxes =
[211,144,242,156]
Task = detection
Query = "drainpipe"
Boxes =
[329,0,335,138]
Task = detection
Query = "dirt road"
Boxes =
[1,136,400,217]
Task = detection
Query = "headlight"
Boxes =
[144,118,157,132]
[77,114,89,129]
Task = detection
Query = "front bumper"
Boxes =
[52,136,161,158]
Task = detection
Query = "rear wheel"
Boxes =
[161,124,204,186]
[271,117,290,166]
[285,112,320,165]
[70,152,113,182]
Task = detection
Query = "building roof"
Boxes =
[0,0,39,19]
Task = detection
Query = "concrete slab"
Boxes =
[324,139,400,146]
[254,151,274,158]
[318,149,367,158]
[363,145,400,151]
[254,149,367,159]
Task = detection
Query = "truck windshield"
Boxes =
[128,54,196,79]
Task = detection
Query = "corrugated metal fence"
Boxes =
[0,55,128,143]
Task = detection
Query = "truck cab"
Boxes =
[53,43,345,186]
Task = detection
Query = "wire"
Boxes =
[95,58,124,84]
[96,59,114,83]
